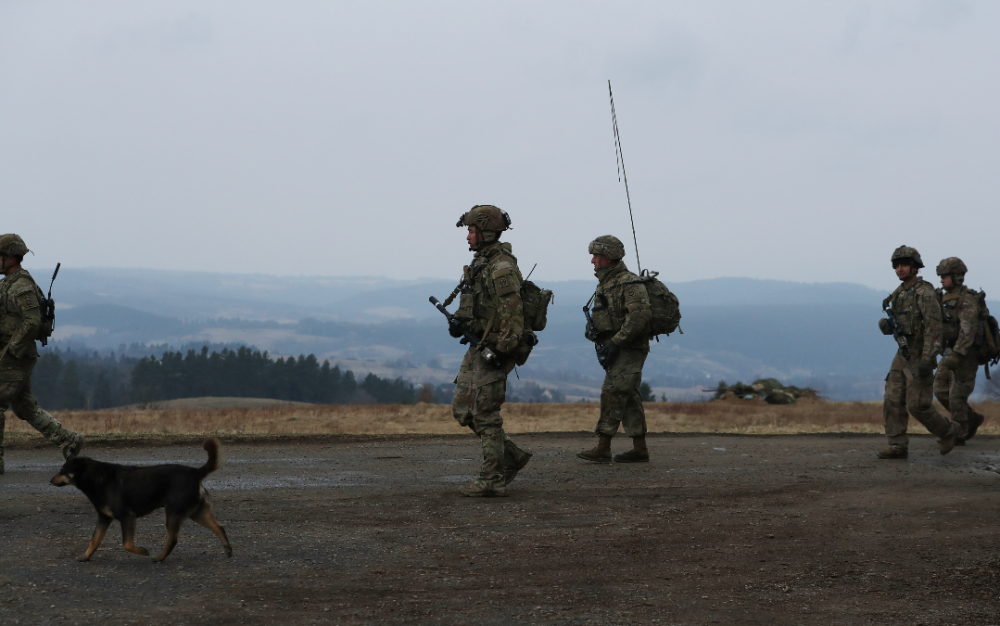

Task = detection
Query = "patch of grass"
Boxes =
[5,400,1000,445]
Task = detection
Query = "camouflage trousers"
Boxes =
[0,364,82,463]
[452,347,529,486]
[596,345,649,438]
[884,351,955,448]
[934,352,983,429]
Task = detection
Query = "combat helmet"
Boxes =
[0,234,29,258]
[890,245,923,269]
[457,205,511,244]
[936,257,968,285]
[588,235,626,261]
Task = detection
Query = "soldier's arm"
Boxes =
[917,284,943,361]
[8,282,41,359]
[952,292,979,356]
[612,280,651,346]
[490,259,524,354]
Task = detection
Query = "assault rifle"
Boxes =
[882,300,910,360]
[429,296,497,363]
[583,293,615,370]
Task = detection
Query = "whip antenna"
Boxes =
[608,80,641,273]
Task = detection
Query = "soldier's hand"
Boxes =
[939,352,961,370]
[917,359,935,379]
[448,318,464,338]
[878,318,893,335]
[596,342,621,370]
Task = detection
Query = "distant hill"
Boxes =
[34,267,1000,401]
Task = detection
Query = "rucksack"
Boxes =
[521,280,554,332]
[630,270,681,338]
[975,291,1000,376]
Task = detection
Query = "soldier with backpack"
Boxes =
[877,246,960,459]
[578,235,679,464]
[442,206,536,497]
[934,257,990,444]
[0,234,84,475]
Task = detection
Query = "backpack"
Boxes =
[521,280,554,332]
[630,270,681,338]
[975,291,1000,376]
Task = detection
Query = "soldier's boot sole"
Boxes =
[613,449,650,463]
[876,447,908,460]
[458,480,508,497]
[938,422,960,455]
[576,449,612,463]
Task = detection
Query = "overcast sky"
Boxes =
[2,1,997,296]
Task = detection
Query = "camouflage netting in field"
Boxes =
[706,378,821,405]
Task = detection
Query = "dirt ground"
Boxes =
[2,432,1000,626]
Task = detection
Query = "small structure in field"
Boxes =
[705,378,821,405]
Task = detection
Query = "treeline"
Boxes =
[30,346,418,409]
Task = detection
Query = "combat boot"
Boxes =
[24,408,83,459]
[460,427,507,497]
[614,435,649,463]
[502,432,532,486]
[938,422,960,456]
[963,412,985,443]
[876,446,908,460]
[577,434,613,463]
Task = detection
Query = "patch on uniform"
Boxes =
[493,266,519,297]
[627,289,635,297]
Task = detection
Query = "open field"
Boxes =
[5,400,1000,445]
[2,434,1000,626]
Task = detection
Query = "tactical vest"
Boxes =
[938,288,963,345]
[886,280,933,337]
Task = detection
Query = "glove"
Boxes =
[939,351,961,370]
[596,342,621,370]
[448,318,464,338]
[878,318,893,336]
[916,358,934,379]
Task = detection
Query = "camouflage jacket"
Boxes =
[0,269,41,361]
[453,242,524,354]
[883,278,942,362]
[938,285,981,356]
[589,261,651,349]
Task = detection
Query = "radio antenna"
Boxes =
[608,80,641,274]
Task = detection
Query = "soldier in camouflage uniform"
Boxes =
[578,235,653,463]
[877,245,960,459]
[933,257,986,445]
[0,234,84,475]
[449,206,532,497]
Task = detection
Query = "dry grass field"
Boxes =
[5,397,1000,443]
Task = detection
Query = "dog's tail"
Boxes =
[199,438,223,478]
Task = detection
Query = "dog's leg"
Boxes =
[120,514,149,556]
[78,514,112,562]
[151,515,183,563]
[190,500,232,558]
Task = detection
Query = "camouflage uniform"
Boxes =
[879,246,958,457]
[0,235,83,474]
[934,258,985,442]
[579,235,652,463]
[450,206,531,497]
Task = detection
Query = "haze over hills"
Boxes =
[33,266,999,402]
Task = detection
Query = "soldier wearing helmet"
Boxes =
[0,235,84,474]
[876,245,960,459]
[577,235,653,463]
[448,206,532,497]
[933,257,986,444]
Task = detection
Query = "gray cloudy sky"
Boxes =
[2,1,997,296]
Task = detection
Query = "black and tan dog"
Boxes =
[51,438,232,563]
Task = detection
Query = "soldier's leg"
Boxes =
[881,357,910,457]
[577,365,620,462]
[949,357,982,442]
[0,410,5,475]
[933,365,954,413]
[460,379,507,497]
[0,383,18,474]
[613,348,649,463]
[904,366,959,454]
[501,430,532,486]
[11,379,84,459]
